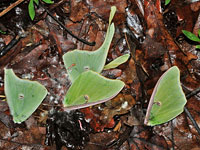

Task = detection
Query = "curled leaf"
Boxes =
[104,54,130,70]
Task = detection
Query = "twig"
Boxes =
[184,107,200,135]
[106,126,132,148]
[131,140,141,150]
[186,87,200,99]
[39,3,95,46]
[184,87,200,135]
[124,31,149,77]
[170,121,175,150]
[0,35,22,58]
[154,129,180,150]
[0,0,25,17]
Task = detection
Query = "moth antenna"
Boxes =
[67,63,76,71]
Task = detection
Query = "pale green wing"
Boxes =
[63,70,124,110]
[144,66,187,126]
[62,6,116,82]
[104,54,130,70]
[4,69,47,123]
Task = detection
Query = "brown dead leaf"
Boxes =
[86,0,127,23]
[9,44,49,74]
[85,132,119,150]
[102,93,136,123]
[0,41,22,75]
[70,0,89,22]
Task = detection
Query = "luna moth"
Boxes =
[144,66,187,126]
[63,70,125,111]
[4,68,47,123]
[62,6,116,82]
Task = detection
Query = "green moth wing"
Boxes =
[144,66,187,126]
[4,68,47,123]
[62,6,116,82]
[104,54,130,70]
[63,70,124,111]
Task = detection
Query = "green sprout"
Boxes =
[165,0,171,5]
[0,29,6,34]
[28,0,54,20]
[182,29,200,49]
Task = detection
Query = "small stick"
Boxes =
[184,107,200,135]
[0,35,22,58]
[186,87,200,100]
[170,121,175,150]
[0,0,25,17]
[184,87,200,135]
[39,3,95,46]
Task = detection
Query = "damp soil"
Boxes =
[0,0,200,150]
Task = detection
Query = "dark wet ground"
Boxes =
[0,0,200,149]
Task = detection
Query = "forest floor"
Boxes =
[0,0,200,149]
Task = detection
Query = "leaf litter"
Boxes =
[0,0,200,149]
